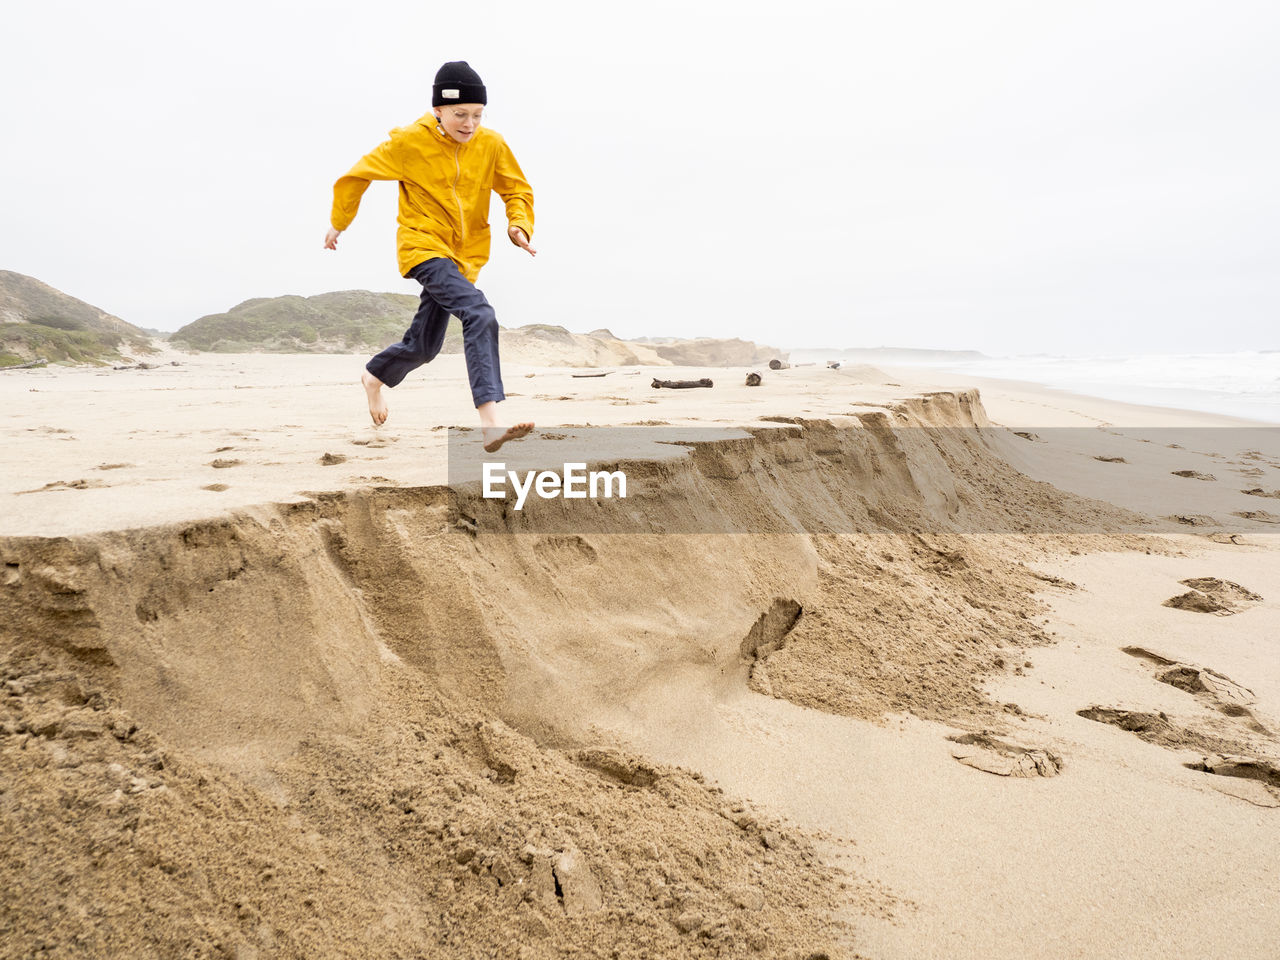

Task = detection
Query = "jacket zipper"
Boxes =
[452,143,466,244]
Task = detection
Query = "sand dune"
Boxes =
[2,353,1278,958]
[490,327,786,369]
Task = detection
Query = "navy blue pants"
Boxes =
[365,257,505,407]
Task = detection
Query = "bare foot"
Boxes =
[362,370,388,426]
[482,422,535,452]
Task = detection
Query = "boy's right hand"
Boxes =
[324,227,341,250]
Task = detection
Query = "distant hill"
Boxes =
[168,290,456,353]
[648,337,782,366]
[499,324,669,367]
[170,290,787,367]
[488,327,785,368]
[0,270,153,365]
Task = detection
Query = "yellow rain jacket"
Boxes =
[330,113,534,282]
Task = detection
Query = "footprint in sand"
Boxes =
[947,732,1063,778]
[1075,706,1245,755]
[1206,532,1246,545]
[1165,514,1218,527]
[207,458,243,469]
[1081,649,1279,807]
[1162,577,1262,616]
[1093,455,1127,463]
[15,479,108,494]
[1233,510,1280,524]
[740,599,805,698]
[1171,470,1216,481]
[1240,450,1280,467]
[1241,487,1280,499]
[1121,647,1265,728]
[1183,755,1280,808]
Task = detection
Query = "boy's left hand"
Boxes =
[509,226,537,257]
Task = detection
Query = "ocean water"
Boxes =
[891,352,1280,425]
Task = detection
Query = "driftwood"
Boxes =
[745,372,762,386]
[651,378,713,390]
[1,358,48,371]
[571,371,611,378]
[768,358,790,370]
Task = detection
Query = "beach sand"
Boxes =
[2,349,1278,959]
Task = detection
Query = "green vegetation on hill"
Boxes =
[0,325,137,366]
[170,290,463,354]
[0,270,153,366]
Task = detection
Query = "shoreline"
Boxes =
[879,365,1280,428]
[814,350,1280,427]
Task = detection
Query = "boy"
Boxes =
[324,60,535,453]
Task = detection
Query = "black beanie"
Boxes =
[432,61,487,107]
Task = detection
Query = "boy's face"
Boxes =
[434,104,484,144]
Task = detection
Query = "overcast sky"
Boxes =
[3,0,1277,355]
